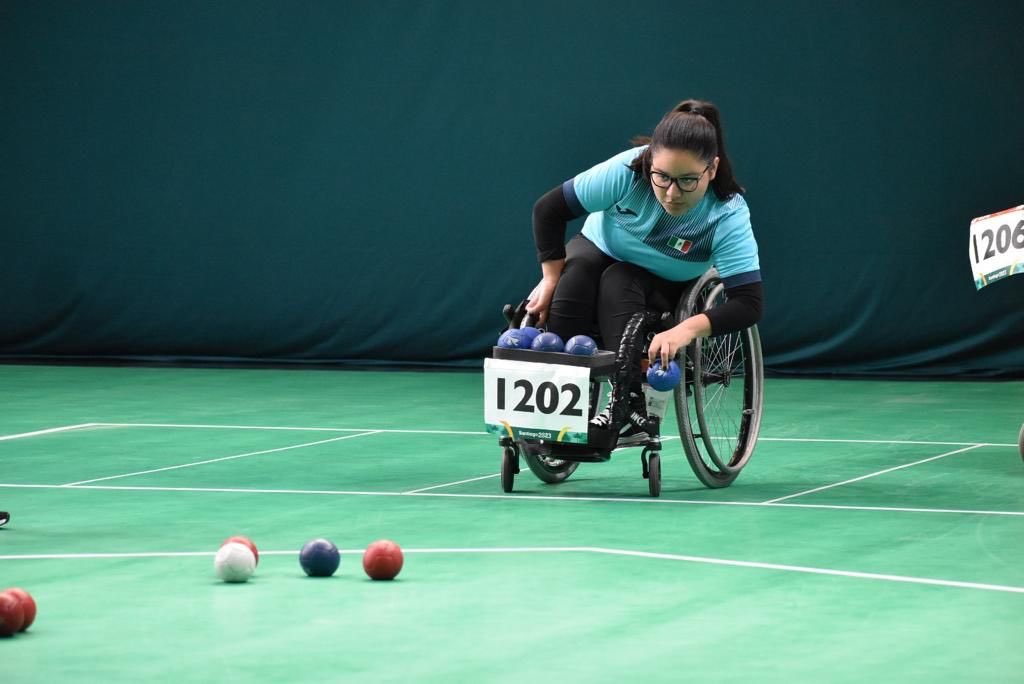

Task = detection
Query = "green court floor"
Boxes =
[1,364,1022,683]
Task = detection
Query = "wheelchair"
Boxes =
[488,267,765,496]
[1019,422,1023,462]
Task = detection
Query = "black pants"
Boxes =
[545,234,689,367]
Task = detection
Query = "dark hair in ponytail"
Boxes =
[629,99,744,200]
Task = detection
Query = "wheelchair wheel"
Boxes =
[520,441,579,484]
[516,379,602,485]
[647,452,661,497]
[501,445,518,493]
[674,269,764,488]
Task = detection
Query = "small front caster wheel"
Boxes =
[648,453,661,497]
[501,445,518,493]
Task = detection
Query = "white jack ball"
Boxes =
[214,542,256,583]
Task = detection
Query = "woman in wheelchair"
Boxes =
[525,99,764,443]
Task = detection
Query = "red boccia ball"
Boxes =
[362,540,404,581]
[0,591,25,637]
[4,589,36,632]
[222,536,259,566]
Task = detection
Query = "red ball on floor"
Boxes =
[4,589,35,632]
[0,592,25,637]
[222,536,259,566]
[362,540,404,580]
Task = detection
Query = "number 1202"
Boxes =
[496,378,584,416]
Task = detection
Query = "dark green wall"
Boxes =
[2,1,1022,375]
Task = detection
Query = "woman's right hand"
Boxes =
[525,277,558,326]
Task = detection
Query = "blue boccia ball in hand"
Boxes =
[497,329,532,349]
[530,331,564,352]
[647,360,681,391]
[564,335,598,356]
[299,538,341,577]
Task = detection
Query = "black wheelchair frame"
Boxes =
[494,268,765,496]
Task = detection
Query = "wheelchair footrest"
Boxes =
[541,442,612,463]
[585,427,618,451]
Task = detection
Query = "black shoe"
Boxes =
[616,408,652,447]
[590,391,650,446]
[0,512,9,527]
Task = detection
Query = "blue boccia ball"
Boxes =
[299,538,341,577]
[497,329,532,349]
[530,331,564,352]
[647,360,681,391]
[564,335,598,356]
[519,326,541,346]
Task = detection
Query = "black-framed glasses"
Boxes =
[650,163,711,192]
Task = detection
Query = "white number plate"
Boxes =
[483,358,591,443]
[969,205,1024,289]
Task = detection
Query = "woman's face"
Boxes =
[649,148,719,216]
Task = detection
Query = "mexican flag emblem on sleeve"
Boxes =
[669,237,693,254]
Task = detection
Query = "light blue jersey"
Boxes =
[565,146,760,286]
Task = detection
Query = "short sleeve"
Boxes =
[711,201,761,283]
[570,147,646,213]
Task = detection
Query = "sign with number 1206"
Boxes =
[969,205,1024,290]
[483,358,590,444]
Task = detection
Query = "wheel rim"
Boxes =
[1018,423,1023,461]
[692,283,762,472]
[518,441,579,483]
[528,449,573,472]
[675,275,764,486]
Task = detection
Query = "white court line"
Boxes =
[759,437,1013,447]
[0,423,97,442]
[403,435,673,493]
[403,473,500,494]
[3,482,1022,517]
[62,424,1014,497]
[586,547,1024,595]
[0,547,580,561]
[762,444,988,504]
[0,546,1020,594]
[91,422,487,436]
[60,431,382,486]
[84,423,1018,447]
[416,490,1024,517]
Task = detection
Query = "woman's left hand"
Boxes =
[649,315,713,366]
[648,326,696,369]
